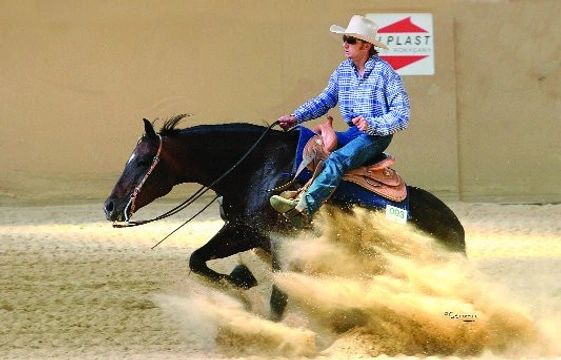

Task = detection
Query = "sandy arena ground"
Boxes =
[1,197,561,359]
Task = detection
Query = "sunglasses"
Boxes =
[342,35,360,44]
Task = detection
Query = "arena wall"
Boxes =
[1,0,559,204]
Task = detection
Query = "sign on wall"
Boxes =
[366,13,434,76]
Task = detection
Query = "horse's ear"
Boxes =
[143,118,157,139]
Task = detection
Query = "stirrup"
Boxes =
[283,208,310,229]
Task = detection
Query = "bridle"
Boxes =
[123,133,163,222]
[114,121,281,247]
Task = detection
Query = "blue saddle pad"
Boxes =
[292,126,410,214]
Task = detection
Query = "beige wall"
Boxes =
[1,0,559,205]
[454,0,561,202]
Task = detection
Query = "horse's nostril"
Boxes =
[104,200,114,215]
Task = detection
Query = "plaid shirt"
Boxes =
[293,56,410,136]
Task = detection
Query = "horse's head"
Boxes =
[104,119,175,222]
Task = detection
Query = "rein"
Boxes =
[113,121,280,232]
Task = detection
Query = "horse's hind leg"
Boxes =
[269,238,289,321]
[189,223,264,289]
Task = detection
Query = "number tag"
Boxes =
[385,204,408,224]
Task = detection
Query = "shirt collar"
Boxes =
[348,56,378,77]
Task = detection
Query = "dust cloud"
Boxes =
[155,208,559,359]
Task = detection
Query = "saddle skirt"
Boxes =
[298,118,407,202]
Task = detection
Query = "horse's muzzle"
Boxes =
[104,197,127,222]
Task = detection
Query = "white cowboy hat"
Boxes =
[330,15,389,50]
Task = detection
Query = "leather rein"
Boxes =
[113,121,280,238]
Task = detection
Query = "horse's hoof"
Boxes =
[228,264,258,289]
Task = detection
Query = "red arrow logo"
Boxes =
[380,55,428,70]
[378,17,428,33]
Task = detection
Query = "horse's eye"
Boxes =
[136,158,151,168]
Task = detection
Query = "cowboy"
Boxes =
[270,15,411,228]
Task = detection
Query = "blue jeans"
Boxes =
[302,126,392,215]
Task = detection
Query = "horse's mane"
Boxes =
[158,114,190,136]
[157,114,272,137]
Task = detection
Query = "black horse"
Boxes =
[104,115,465,320]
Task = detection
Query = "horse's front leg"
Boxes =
[188,222,263,289]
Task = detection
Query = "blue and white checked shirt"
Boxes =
[293,56,410,136]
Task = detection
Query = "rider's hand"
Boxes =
[351,115,369,132]
[277,115,297,131]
